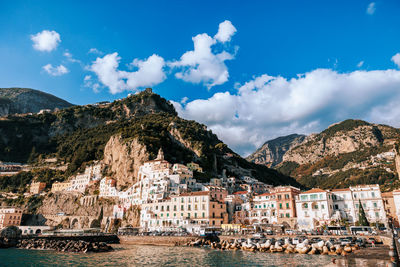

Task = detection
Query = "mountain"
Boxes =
[252,119,400,190]
[246,134,306,167]
[0,88,300,190]
[0,88,73,116]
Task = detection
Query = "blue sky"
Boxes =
[1,0,400,155]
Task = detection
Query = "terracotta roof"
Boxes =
[331,188,351,192]
[301,188,327,194]
[233,191,248,195]
[178,191,210,197]
[382,192,393,197]
[257,192,272,197]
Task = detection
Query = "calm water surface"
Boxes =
[0,245,390,267]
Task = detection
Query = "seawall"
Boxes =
[118,236,194,246]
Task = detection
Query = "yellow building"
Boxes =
[30,182,46,194]
[187,162,203,173]
[0,207,23,229]
[51,182,71,193]
[140,191,228,230]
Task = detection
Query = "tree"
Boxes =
[358,200,369,226]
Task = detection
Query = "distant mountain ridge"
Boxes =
[0,88,300,189]
[249,119,400,191]
[0,88,73,116]
[246,134,306,167]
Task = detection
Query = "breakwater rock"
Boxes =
[16,239,113,253]
[187,237,361,256]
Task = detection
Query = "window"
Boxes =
[375,212,379,217]
[334,204,338,210]
[286,203,289,209]
[300,195,308,201]
[344,204,348,209]
[285,194,289,199]
[202,212,205,218]
[195,213,197,218]
[188,205,191,211]
[310,194,317,200]
[371,192,375,198]
[280,214,284,218]
[278,195,282,200]
[181,205,184,210]
[373,202,377,208]
[279,203,283,209]
[286,213,290,218]
[174,205,177,211]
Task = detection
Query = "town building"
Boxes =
[250,192,277,224]
[331,188,357,223]
[392,190,400,227]
[99,178,118,197]
[296,188,334,230]
[0,207,23,229]
[67,162,102,192]
[140,191,228,232]
[187,162,203,173]
[349,184,387,226]
[30,182,46,194]
[51,182,71,193]
[272,186,300,227]
[382,191,399,227]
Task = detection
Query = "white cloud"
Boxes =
[83,75,101,93]
[169,20,237,88]
[174,68,400,155]
[90,52,166,94]
[63,51,81,64]
[214,20,237,43]
[392,53,400,68]
[42,64,69,76]
[31,30,61,52]
[88,48,103,55]
[367,2,376,15]
[357,61,364,68]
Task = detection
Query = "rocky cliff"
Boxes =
[103,136,149,190]
[266,120,400,190]
[0,88,73,116]
[247,134,306,167]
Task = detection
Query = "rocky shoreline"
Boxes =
[16,238,113,253]
[187,237,364,256]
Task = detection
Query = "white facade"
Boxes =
[67,162,102,192]
[249,193,277,224]
[99,178,118,197]
[349,184,387,226]
[296,189,334,230]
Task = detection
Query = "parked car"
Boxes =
[252,233,265,238]
[265,230,274,235]
[285,229,295,235]
[328,238,338,244]
[355,238,366,247]
[339,237,352,245]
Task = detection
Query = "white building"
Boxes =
[331,188,357,223]
[99,178,119,197]
[249,192,277,224]
[67,162,102,192]
[140,191,228,232]
[348,184,387,226]
[296,188,334,230]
